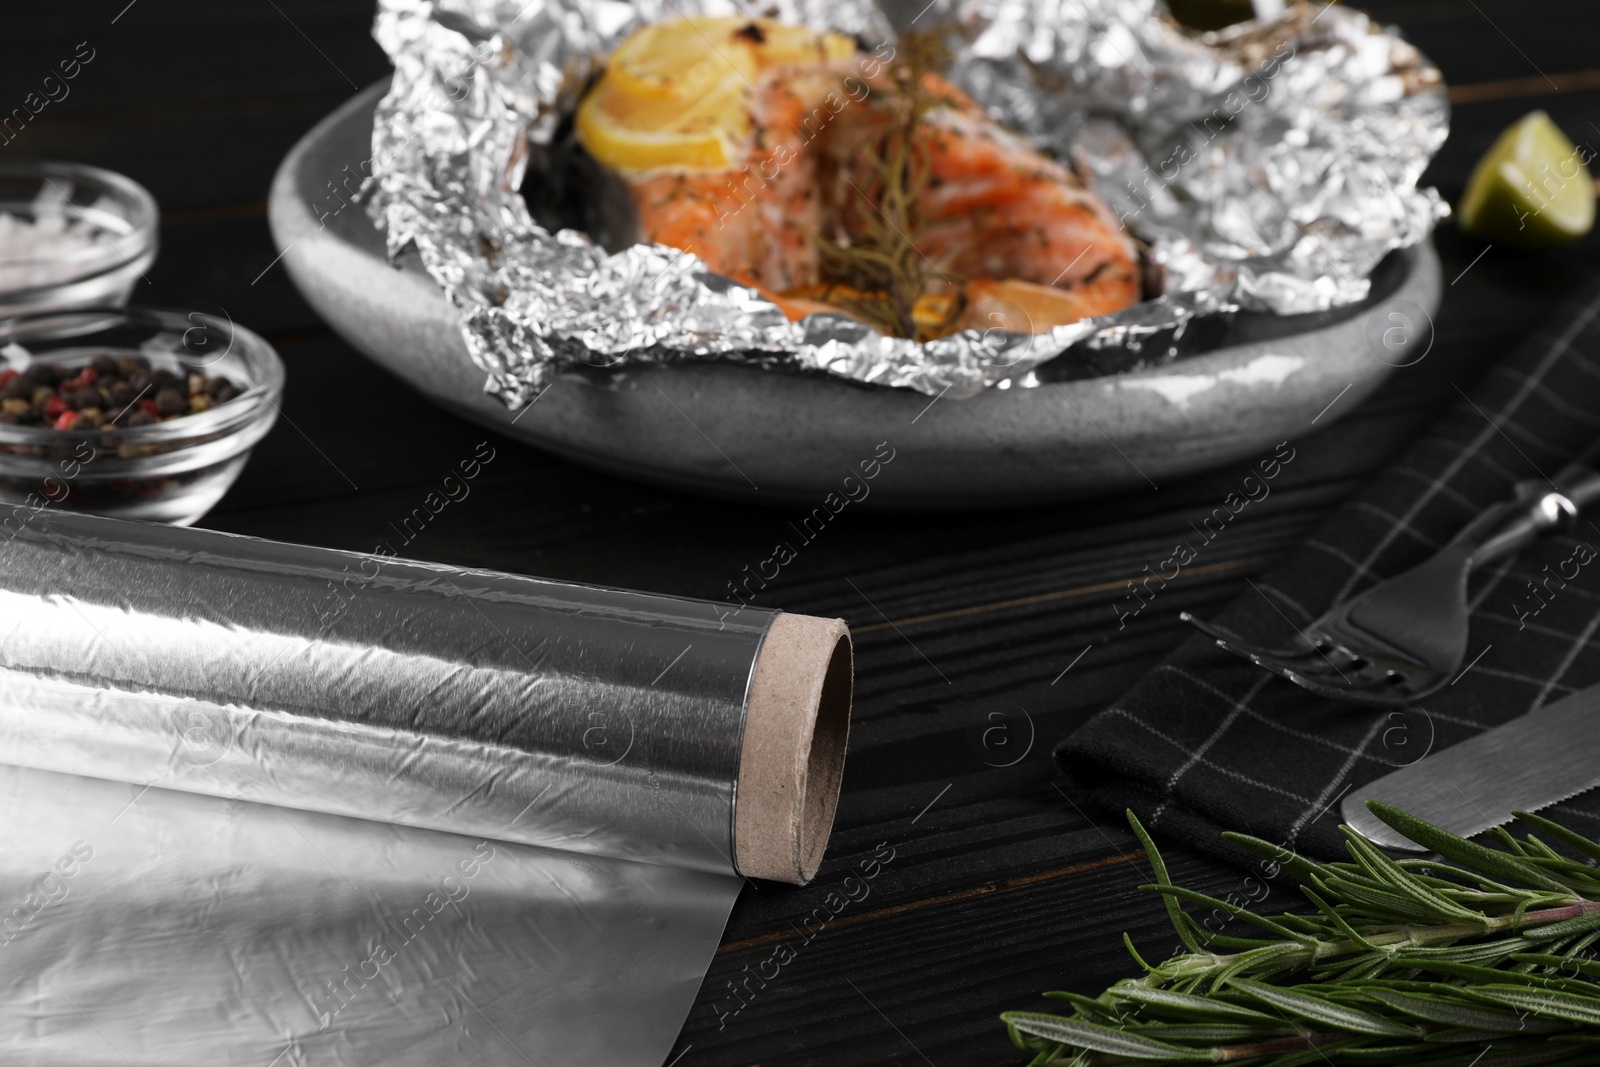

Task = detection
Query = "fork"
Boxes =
[1181,462,1600,707]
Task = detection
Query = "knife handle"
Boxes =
[1471,463,1600,567]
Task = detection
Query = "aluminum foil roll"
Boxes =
[365,0,1448,402]
[0,509,782,873]
[0,508,851,1065]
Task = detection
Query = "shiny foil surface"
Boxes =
[364,0,1447,402]
[0,508,774,1066]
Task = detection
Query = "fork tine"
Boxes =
[1265,664,1372,703]
[1187,616,1418,705]
[1234,646,1385,702]
[1179,612,1315,661]
[1184,617,1413,704]
[1249,646,1425,702]
[1260,661,1413,707]
[1182,618,1349,684]
[1246,646,1357,687]
[1252,641,1371,672]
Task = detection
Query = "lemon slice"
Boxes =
[577,75,747,171]
[746,21,858,67]
[606,17,761,103]
[1459,111,1595,247]
[577,16,857,174]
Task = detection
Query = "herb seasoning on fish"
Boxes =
[811,29,957,340]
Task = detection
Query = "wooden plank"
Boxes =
[0,1,385,106]
[1381,7,1597,90]
[677,838,1259,1066]
[0,1,386,210]
[198,336,556,521]
[5,96,371,211]
[148,211,328,338]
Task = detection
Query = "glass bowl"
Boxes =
[0,306,283,525]
[0,160,158,316]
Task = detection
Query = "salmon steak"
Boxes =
[575,16,1141,338]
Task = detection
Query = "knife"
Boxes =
[1341,681,1600,850]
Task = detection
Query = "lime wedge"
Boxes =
[1459,111,1595,247]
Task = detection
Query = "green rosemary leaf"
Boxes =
[1522,852,1600,878]
[1524,870,1600,902]
[1210,941,1311,988]
[1220,832,1327,883]
[1356,978,1472,995]
[1509,951,1600,978]
[1393,938,1531,963]
[1489,825,1530,855]
[1459,985,1600,1027]
[1312,955,1395,984]
[1393,959,1534,983]
[1313,872,1451,923]
[1420,1026,1541,1043]
[1227,979,1424,1037]
[1366,803,1576,894]
[1517,835,1568,862]
[1299,886,1379,951]
[1109,986,1282,1024]
[1198,932,1285,951]
[1144,884,1318,945]
[1363,987,1573,1032]
[1331,1041,1435,1060]
[998,1013,1216,1061]
[1400,959,1592,992]
[1138,1022,1297,1040]
[1003,1015,1037,1054]
[1394,860,1532,902]
[1124,931,1158,973]
[1513,809,1600,862]
[1127,810,1209,954]
[1338,827,1490,924]
[1306,863,1399,896]
[1520,908,1600,941]
[1394,875,1527,907]
[1044,990,1125,1023]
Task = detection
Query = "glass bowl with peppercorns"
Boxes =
[0,305,282,525]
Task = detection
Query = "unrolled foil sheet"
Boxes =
[0,508,779,1066]
[364,0,1448,403]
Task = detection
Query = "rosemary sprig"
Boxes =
[1004,803,1600,1065]
[815,28,957,341]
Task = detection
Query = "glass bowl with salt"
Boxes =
[0,160,157,315]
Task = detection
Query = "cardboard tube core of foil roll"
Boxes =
[735,612,853,885]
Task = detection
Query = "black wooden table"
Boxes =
[10,2,1600,1063]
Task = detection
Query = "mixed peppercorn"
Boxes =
[0,354,242,430]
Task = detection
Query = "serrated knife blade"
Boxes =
[1341,682,1600,850]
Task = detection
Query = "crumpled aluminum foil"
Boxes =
[366,0,1448,402]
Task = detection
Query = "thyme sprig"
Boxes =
[815,28,958,341]
[1004,803,1600,1065]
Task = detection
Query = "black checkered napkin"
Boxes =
[1058,280,1600,864]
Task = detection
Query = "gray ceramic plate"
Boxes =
[269,82,1441,509]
